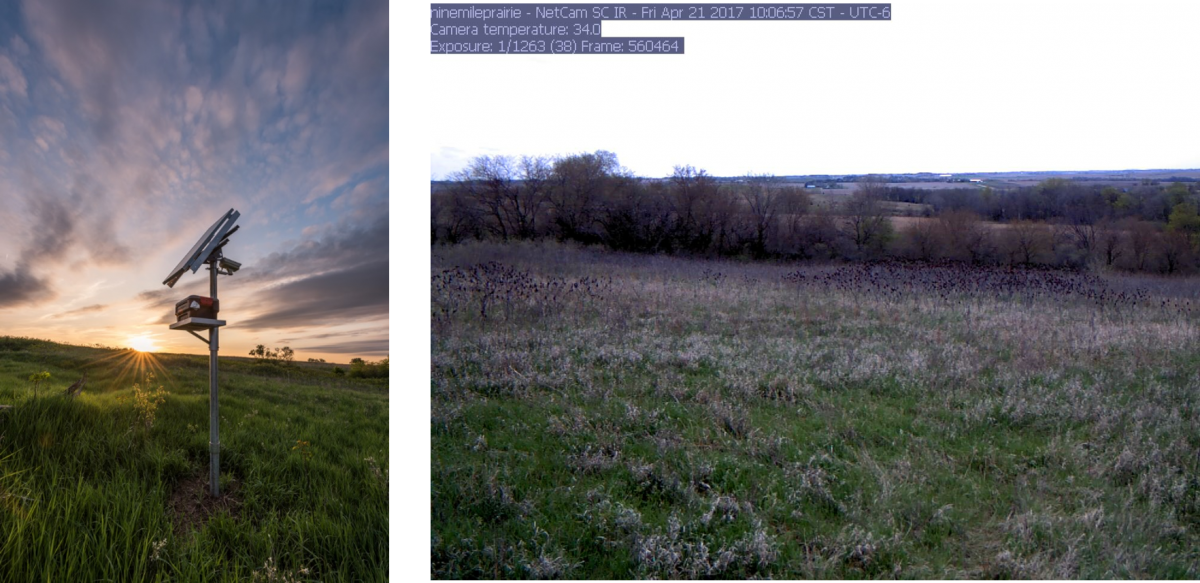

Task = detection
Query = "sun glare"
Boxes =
[128,335,158,353]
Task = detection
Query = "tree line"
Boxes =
[432,151,1200,274]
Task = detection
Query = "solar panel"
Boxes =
[162,208,240,287]
[192,210,240,271]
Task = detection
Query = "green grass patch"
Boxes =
[0,337,387,581]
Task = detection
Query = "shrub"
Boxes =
[348,358,388,379]
[28,371,50,397]
[132,373,168,429]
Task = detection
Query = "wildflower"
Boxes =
[150,538,167,561]
[291,440,313,460]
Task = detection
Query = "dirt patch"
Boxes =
[167,472,242,537]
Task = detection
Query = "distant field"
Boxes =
[432,241,1200,578]
[888,182,970,190]
[808,193,933,217]
[818,173,1200,192]
[826,182,988,191]
[889,215,1015,231]
[0,338,388,581]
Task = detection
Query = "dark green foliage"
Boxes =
[348,358,388,379]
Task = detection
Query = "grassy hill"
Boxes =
[0,337,388,581]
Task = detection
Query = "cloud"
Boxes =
[184,85,203,120]
[137,279,210,315]
[51,303,107,318]
[0,266,54,308]
[281,43,311,98]
[301,147,390,204]
[296,338,388,357]
[234,213,388,330]
[137,289,178,321]
[278,327,388,344]
[22,195,78,262]
[22,0,173,140]
[137,288,175,305]
[237,257,388,330]
[330,176,388,219]
[1,186,135,297]
[247,213,388,281]
[0,194,124,311]
[31,115,66,151]
[0,54,27,98]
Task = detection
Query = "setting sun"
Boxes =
[128,335,158,353]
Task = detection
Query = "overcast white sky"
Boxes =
[419,0,1200,179]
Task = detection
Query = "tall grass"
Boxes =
[431,241,1200,578]
[0,338,388,581]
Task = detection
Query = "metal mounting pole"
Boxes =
[209,260,220,497]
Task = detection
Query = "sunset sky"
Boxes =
[0,0,388,362]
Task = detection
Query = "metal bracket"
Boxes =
[187,330,210,346]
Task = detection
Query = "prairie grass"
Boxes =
[431,240,1200,578]
[0,338,388,581]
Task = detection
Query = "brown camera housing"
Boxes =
[175,295,220,320]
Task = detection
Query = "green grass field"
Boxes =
[432,241,1200,578]
[0,337,388,581]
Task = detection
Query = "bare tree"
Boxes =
[1001,220,1050,265]
[513,155,552,238]
[774,187,813,256]
[905,218,939,260]
[669,165,731,254]
[738,175,808,257]
[798,211,841,259]
[1125,218,1157,271]
[450,155,520,240]
[451,155,555,240]
[1058,220,1098,264]
[438,185,484,243]
[1158,230,1193,274]
[600,180,673,252]
[549,151,619,242]
[1095,218,1125,268]
[938,210,992,263]
[844,180,894,257]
